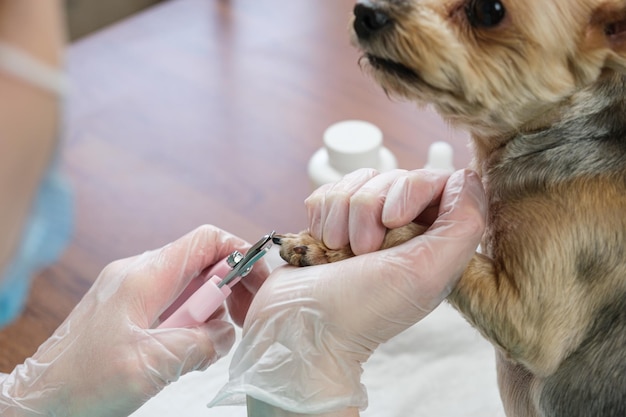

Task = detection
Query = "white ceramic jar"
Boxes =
[308,120,398,189]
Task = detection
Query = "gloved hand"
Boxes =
[210,169,486,415]
[0,225,269,417]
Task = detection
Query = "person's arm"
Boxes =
[247,397,360,417]
[0,0,66,272]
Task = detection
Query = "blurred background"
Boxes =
[66,0,166,40]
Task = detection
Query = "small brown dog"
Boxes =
[274,0,626,415]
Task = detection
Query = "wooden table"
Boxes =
[0,0,471,372]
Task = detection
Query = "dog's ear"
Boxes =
[587,1,626,73]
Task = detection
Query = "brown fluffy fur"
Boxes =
[274,1,626,415]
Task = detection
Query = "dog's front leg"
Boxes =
[447,252,527,362]
[447,244,591,377]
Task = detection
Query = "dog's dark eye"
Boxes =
[466,0,506,28]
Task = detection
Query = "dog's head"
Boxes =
[351,0,626,139]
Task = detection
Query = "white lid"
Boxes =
[324,120,382,173]
[424,141,455,172]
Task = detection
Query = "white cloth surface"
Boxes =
[131,247,505,417]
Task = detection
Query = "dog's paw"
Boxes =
[272,231,355,266]
[273,223,428,267]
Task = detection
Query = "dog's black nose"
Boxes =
[353,2,392,40]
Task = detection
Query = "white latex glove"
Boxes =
[210,169,486,415]
[0,225,269,417]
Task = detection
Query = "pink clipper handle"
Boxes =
[158,258,232,328]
